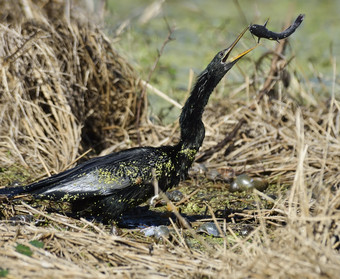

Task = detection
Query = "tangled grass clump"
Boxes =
[0,0,143,177]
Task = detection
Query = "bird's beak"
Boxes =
[222,26,258,63]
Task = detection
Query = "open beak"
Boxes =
[222,26,258,63]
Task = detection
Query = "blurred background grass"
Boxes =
[99,0,339,121]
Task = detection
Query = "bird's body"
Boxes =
[0,27,256,222]
[6,145,192,220]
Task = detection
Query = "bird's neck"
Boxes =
[179,69,222,150]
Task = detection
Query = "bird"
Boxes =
[0,27,256,222]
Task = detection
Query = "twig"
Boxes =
[149,161,216,253]
[196,119,246,162]
[64,149,93,170]
[205,202,227,238]
[140,80,182,109]
[135,19,175,145]
[20,201,92,234]
[159,190,217,254]
[255,39,289,101]
[168,217,191,252]
[3,31,40,65]
[175,188,200,206]
[233,0,248,26]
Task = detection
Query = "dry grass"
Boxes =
[1,1,340,278]
[0,0,143,177]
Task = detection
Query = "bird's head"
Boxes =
[207,26,257,77]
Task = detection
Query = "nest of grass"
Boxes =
[0,0,143,176]
[1,2,340,279]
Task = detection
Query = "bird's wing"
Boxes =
[37,168,134,200]
[4,147,158,200]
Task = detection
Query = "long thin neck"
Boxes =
[179,68,224,150]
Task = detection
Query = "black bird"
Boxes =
[0,27,256,222]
